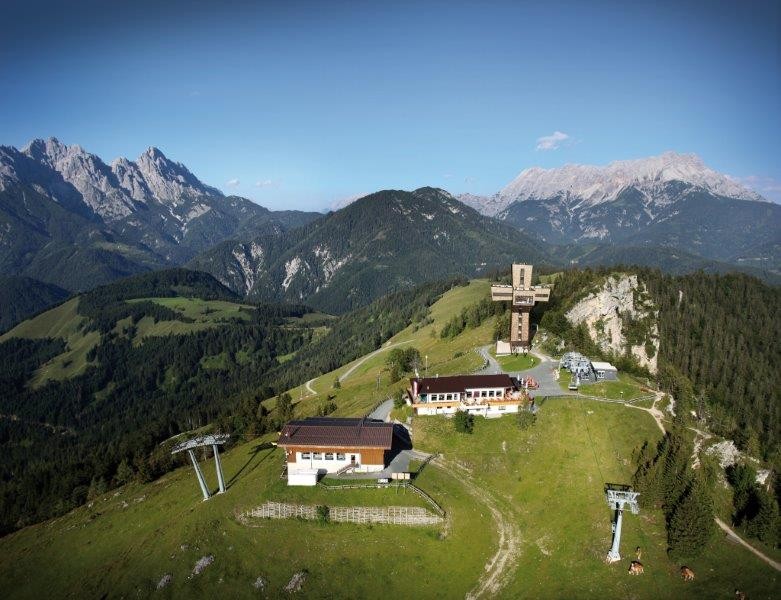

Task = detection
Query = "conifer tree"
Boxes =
[661,428,693,512]
[745,487,779,544]
[667,478,715,559]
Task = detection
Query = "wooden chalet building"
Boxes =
[409,374,528,416]
[278,417,393,485]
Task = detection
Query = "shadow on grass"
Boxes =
[226,441,275,489]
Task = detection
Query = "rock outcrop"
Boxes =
[565,273,659,373]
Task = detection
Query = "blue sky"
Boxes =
[1,0,779,209]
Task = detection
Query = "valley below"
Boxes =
[0,279,778,599]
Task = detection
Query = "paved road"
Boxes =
[339,340,412,383]
[302,340,412,398]
[368,399,393,421]
[479,344,575,398]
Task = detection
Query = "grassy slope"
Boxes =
[0,279,777,598]
[0,298,100,385]
[0,296,261,383]
[415,401,779,599]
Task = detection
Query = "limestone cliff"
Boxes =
[565,273,659,373]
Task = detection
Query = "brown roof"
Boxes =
[277,417,393,449]
[413,374,515,395]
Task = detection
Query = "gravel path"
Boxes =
[432,456,521,599]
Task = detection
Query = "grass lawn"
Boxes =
[560,372,649,401]
[491,349,538,372]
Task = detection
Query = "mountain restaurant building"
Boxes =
[409,374,527,417]
[277,417,394,486]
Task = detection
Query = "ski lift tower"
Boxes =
[605,484,640,563]
[172,433,230,501]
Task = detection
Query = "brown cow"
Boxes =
[735,590,746,600]
[628,561,644,575]
[681,566,695,581]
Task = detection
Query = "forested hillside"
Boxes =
[536,267,780,458]
[643,270,780,458]
[0,270,311,533]
[0,270,460,534]
[0,276,69,332]
[190,187,552,313]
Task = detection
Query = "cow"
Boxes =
[735,591,746,600]
[681,566,695,581]
[628,561,644,575]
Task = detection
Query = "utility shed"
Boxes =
[278,417,394,484]
[591,361,618,380]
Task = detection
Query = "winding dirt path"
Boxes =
[715,518,781,572]
[624,391,667,434]
[432,456,521,599]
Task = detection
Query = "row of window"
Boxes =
[425,389,505,401]
[300,452,349,461]
[466,389,505,398]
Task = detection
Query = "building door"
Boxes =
[350,454,356,464]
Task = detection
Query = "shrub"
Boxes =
[316,505,330,524]
[516,410,536,430]
[453,410,474,434]
[316,400,337,416]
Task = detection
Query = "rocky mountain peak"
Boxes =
[498,151,762,209]
[134,146,222,204]
[460,151,764,218]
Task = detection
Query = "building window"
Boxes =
[313,452,322,460]
[325,453,334,460]
[466,391,472,398]
[488,390,495,397]
[446,393,453,401]
[499,406,506,411]
[481,391,487,398]
[301,452,311,460]
[336,453,346,460]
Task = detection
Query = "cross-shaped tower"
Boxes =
[491,263,550,352]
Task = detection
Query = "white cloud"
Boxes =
[535,131,571,151]
[255,179,279,188]
[730,174,781,203]
[226,178,240,187]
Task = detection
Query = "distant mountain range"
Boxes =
[0,138,320,291]
[190,187,550,313]
[1,139,778,329]
[459,152,780,271]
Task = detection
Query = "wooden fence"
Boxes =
[244,501,443,526]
